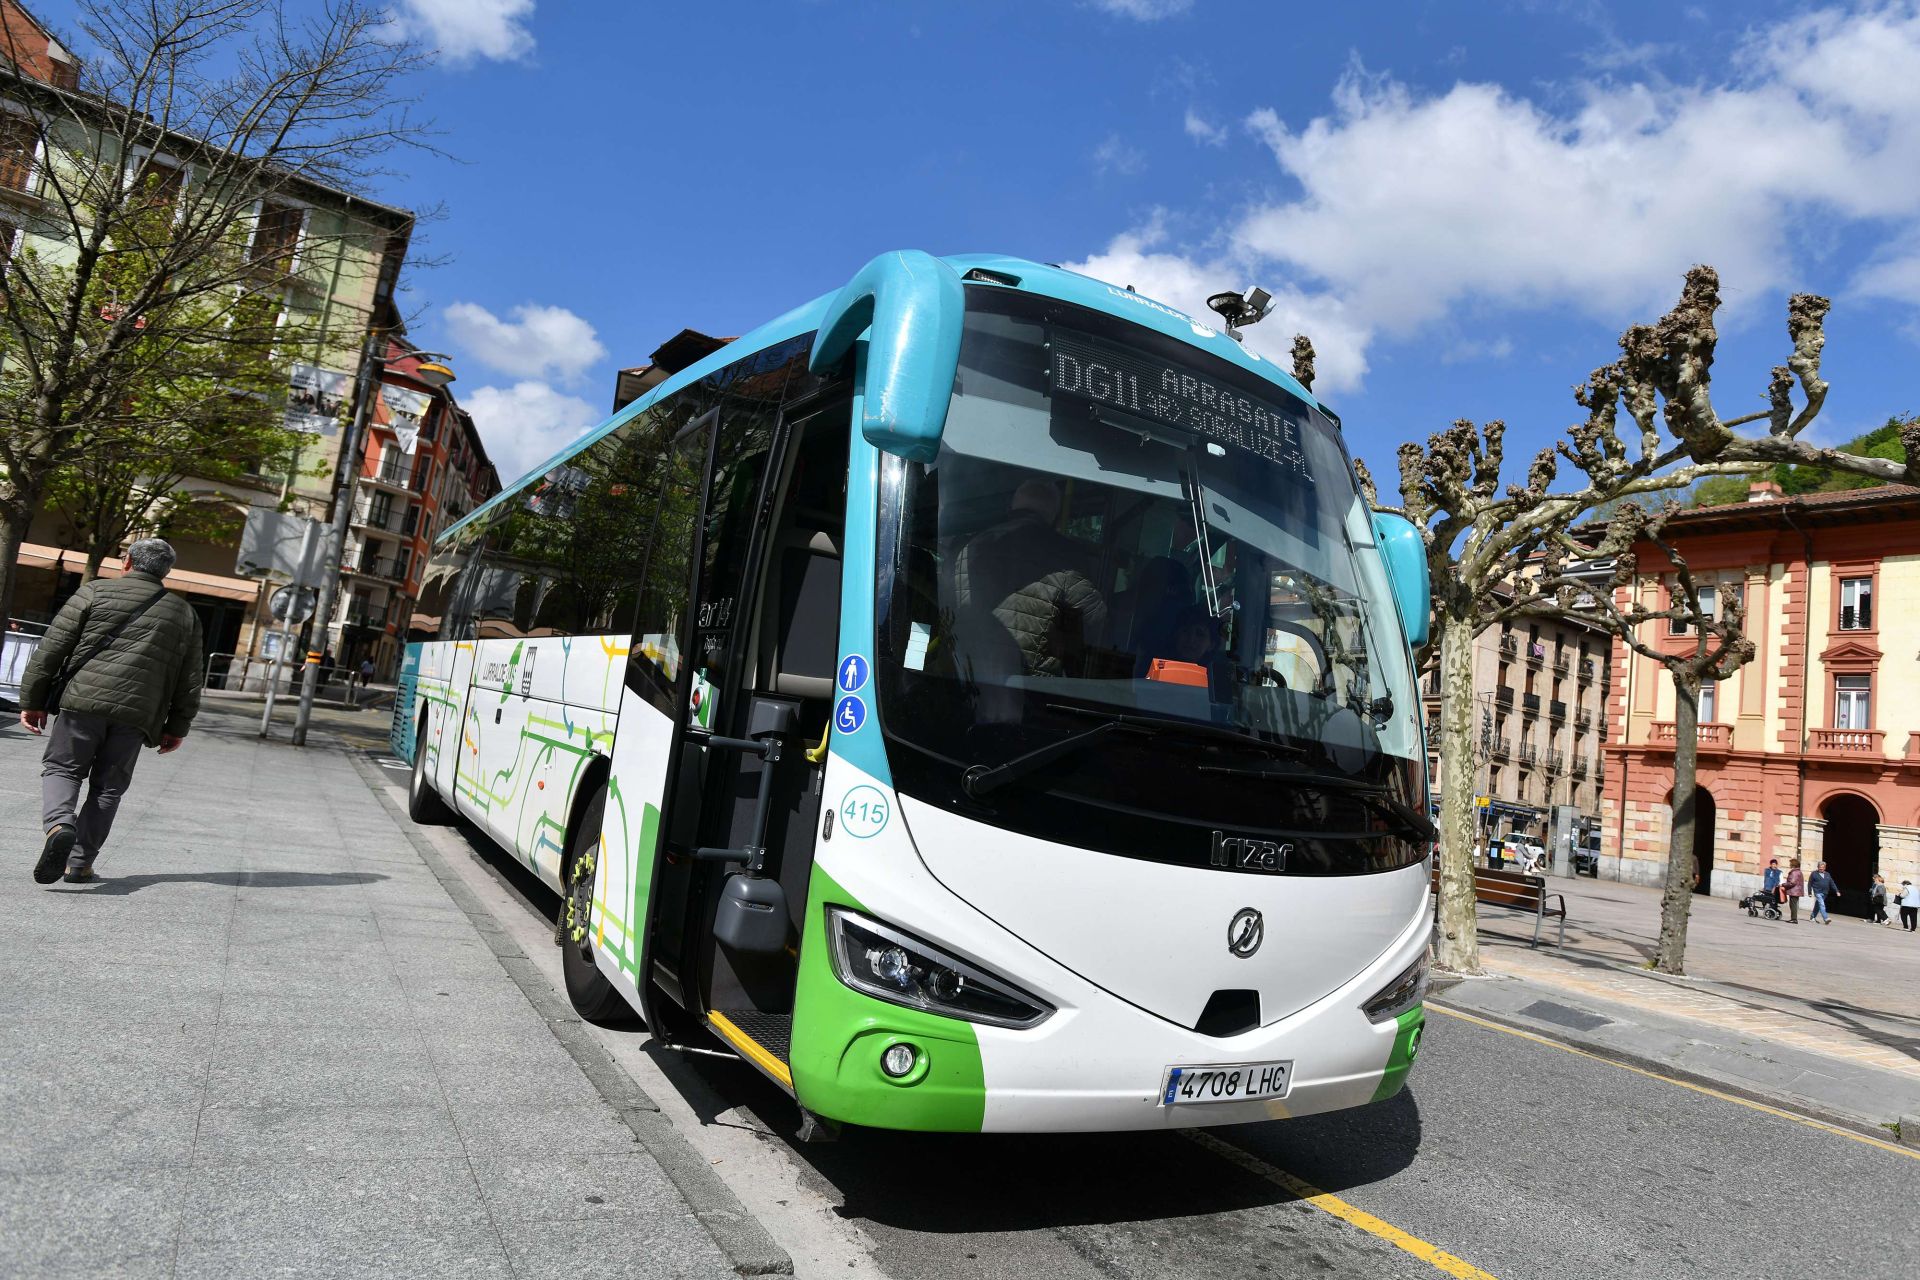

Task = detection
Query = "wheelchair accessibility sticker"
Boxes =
[834,695,867,734]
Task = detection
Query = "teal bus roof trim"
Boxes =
[438,252,1330,548]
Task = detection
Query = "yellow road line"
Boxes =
[706,1011,794,1089]
[1428,1003,1920,1162]
[1183,1130,1499,1279]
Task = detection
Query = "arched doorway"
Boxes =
[1666,785,1717,896]
[1818,794,1879,917]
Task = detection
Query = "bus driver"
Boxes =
[953,477,1109,677]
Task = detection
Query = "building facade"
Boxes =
[1423,607,1614,850]
[1601,483,1920,911]
[333,340,499,677]
[2,6,417,674]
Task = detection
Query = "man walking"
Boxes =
[1899,880,1919,933]
[1808,861,1839,925]
[16,539,204,884]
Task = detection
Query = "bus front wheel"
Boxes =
[561,782,635,1025]
[408,723,452,825]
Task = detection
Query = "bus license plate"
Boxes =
[1161,1060,1292,1106]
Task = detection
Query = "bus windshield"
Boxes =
[875,286,1426,873]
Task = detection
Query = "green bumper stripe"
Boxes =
[789,866,986,1132]
[1369,1005,1425,1104]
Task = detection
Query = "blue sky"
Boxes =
[47,1,1920,485]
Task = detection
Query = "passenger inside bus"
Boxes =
[952,477,1109,677]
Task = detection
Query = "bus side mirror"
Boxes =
[809,250,965,464]
[1371,511,1430,649]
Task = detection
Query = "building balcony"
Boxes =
[1525,641,1546,667]
[1649,721,1732,753]
[1491,738,1512,761]
[1549,699,1567,722]
[1578,658,1597,684]
[1519,743,1538,767]
[1498,634,1518,659]
[1551,654,1571,677]
[1571,756,1589,778]
[340,552,404,583]
[1495,686,1514,709]
[349,496,410,535]
[363,459,416,491]
[1809,727,1885,757]
[1576,709,1593,733]
[1522,692,1542,715]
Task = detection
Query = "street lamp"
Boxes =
[288,328,458,745]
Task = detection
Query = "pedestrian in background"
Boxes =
[1763,858,1783,908]
[1900,880,1919,933]
[1808,861,1839,925]
[16,539,204,884]
[1868,874,1889,925]
[1784,859,1805,923]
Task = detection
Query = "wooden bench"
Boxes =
[1431,863,1567,948]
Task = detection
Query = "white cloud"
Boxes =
[443,301,606,384]
[1088,0,1193,18]
[1079,3,1920,392]
[464,381,600,484]
[1093,133,1147,176]
[1065,220,1373,395]
[399,0,535,66]
[1183,107,1228,147]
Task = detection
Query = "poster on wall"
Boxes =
[286,363,351,436]
[379,383,430,454]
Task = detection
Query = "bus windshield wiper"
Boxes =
[964,706,1306,801]
[1200,762,1438,843]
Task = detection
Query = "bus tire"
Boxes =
[561,782,635,1025]
[408,722,452,825]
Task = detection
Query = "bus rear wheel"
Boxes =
[561,783,634,1025]
[408,723,452,825]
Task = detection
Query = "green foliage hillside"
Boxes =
[1689,418,1910,506]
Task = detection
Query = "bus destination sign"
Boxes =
[1049,330,1311,477]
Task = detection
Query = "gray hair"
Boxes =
[125,538,177,578]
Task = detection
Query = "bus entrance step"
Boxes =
[712,1010,793,1065]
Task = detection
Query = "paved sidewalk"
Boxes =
[0,717,756,1278]
[1439,874,1920,1134]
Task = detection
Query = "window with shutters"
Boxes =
[1838,575,1872,631]
[0,114,38,193]
[251,202,303,273]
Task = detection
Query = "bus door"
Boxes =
[657,390,848,1082]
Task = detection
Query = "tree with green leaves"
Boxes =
[0,0,428,630]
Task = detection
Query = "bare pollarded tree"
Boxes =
[1524,504,1755,974]
[1362,267,1834,973]
[0,0,433,628]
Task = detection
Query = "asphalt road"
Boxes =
[393,763,1917,1280]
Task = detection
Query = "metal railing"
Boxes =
[341,552,403,582]
[1519,742,1539,766]
[1490,737,1512,761]
[1522,692,1542,714]
[1550,654,1571,676]
[1495,686,1514,708]
[350,496,410,534]
[1498,634,1518,658]
[1578,658,1596,683]
[368,457,414,487]
[203,652,380,708]
[1549,699,1567,721]
[0,620,49,706]
[1526,641,1546,665]
[1576,709,1593,732]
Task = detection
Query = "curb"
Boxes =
[1428,989,1907,1147]
[350,754,794,1277]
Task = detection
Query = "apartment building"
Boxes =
[1602,482,1920,911]
[1423,605,1614,851]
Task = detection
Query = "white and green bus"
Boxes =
[395,251,1435,1133]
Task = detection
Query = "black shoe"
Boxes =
[35,826,75,884]
[62,863,94,884]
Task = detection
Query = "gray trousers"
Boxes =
[41,710,145,868]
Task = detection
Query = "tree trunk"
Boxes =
[0,504,27,634]
[1434,614,1483,972]
[1654,673,1700,974]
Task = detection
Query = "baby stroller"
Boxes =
[1741,889,1783,921]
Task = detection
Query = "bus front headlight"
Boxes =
[1362,953,1428,1024]
[827,908,1052,1029]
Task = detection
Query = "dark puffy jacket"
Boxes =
[19,572,205,745]
[953,512,1108,676]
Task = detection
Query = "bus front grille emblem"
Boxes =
[1227,908,1264,958]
